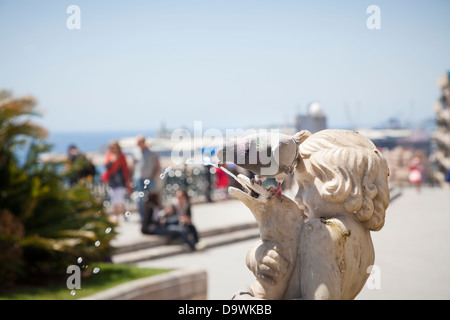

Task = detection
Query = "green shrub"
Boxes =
[0,90,115,289]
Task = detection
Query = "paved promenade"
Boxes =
[357,186,450,299]
[113,186,450,299]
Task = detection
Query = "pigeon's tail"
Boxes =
[217,138,248,165]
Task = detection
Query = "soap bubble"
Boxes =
[94,241,101,247]
[77,257,83,264]
[70,290,76,296]
[93,267,100,274]
[105,227,112,234]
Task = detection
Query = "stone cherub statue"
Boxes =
[229,129,390,300]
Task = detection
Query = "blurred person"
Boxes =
[409,155,424,193]
[202,147,216,203]
[132,134,161,220]
[64,144,96,186]
[141,191,163,234]
[165,190,200,250]
[102,140,132,223]
[141,191,197,251]
[204,164,213,202]
[215,164,230,199]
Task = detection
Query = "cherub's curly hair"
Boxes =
[297,129,390,231]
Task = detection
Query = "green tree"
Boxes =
[0,90,115,288]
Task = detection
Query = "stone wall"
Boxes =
[83,267,207,300]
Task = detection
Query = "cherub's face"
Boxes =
[295,158,344,219]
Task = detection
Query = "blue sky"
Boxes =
[1,0,449,132]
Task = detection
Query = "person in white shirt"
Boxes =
[132,134,160,220]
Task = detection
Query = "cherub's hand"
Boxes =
[247,240,290,286]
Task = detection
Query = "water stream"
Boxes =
[159,157,240,184]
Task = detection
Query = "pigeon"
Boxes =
[218,130,311,198]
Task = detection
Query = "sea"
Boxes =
[46,130,157,154]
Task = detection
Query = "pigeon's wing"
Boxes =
[219,132,304,177]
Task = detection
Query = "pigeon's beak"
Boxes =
[228,174,272,206]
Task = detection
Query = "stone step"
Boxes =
[112,227,260,264]
[113,222,258,255]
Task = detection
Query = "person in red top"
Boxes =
[408,155,424,193]
[102,140,132,223]
[215,167,229,187]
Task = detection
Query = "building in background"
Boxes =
[430,72,450,186]
[295,102,327,133]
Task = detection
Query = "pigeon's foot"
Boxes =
[269,182,283,200]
